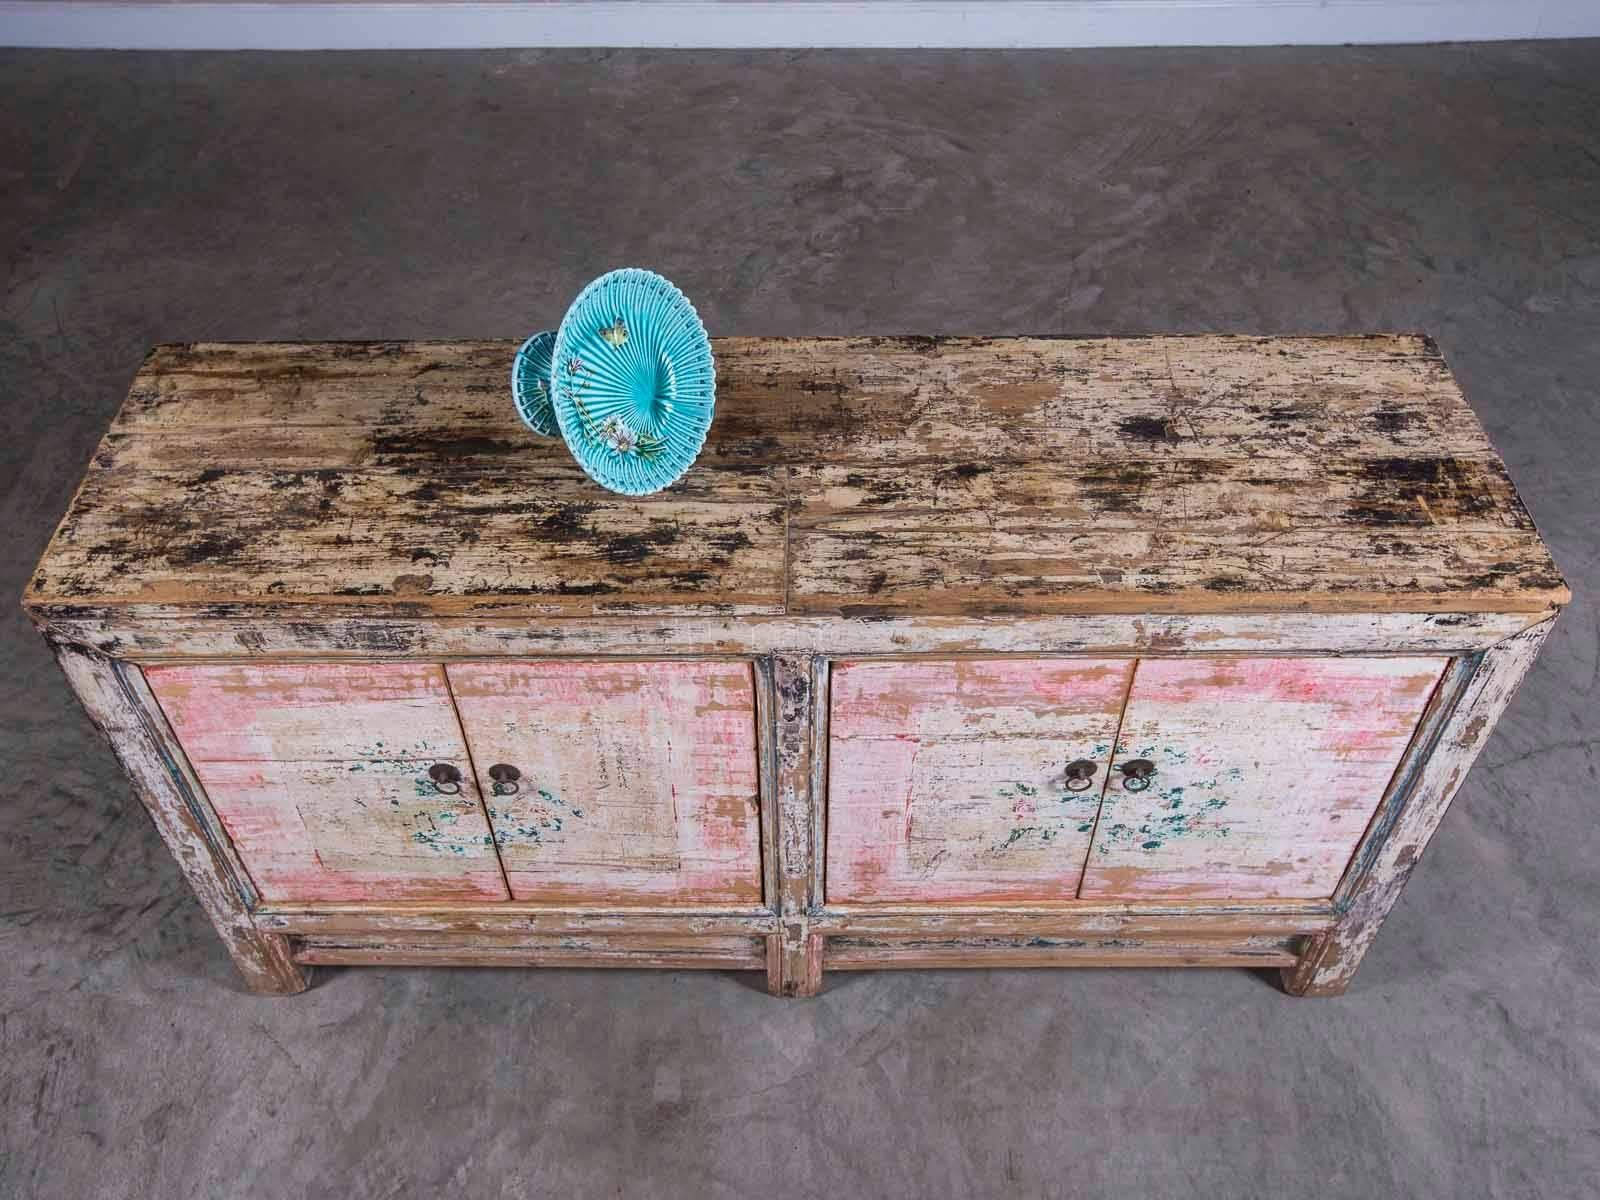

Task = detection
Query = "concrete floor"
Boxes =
[2,42,1598,1198]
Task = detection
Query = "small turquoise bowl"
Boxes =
[550,268,715,496]
[510,330,558,437]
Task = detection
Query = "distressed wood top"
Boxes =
[24,336,1568,624]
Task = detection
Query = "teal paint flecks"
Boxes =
[990,780,1102,855]
[408,808,489,856]
[1095,760,1241,852]
[489,787,586,848]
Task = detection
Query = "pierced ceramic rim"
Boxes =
[549,268,716,497]
[510,330,558,437]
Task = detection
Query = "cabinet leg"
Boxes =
[237,934,313,995]
[765,935,784,995]
[766,929,823,997]
[1280,931,1353,997]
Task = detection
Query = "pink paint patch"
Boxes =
[1079,654,1448,901]
[826,658,1133,903]
[445,660,763,904]
[146,662,508,903]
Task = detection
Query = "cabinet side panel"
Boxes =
[446,660,763,904]
[1285,618,1556,995]
[145,662,507,902]
[1081,656,1448,900]
[49,645,308,993]
[826,659,1133,903]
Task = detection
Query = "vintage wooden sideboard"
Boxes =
[24,335,1567,998]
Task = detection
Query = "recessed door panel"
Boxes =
[1079,655,1447,900]
[826,658,1135,903]
[145,662,507,903]
[446,660,763,904]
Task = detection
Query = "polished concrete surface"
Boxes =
[2,44,1597,1199]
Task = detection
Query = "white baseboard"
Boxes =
[2,0,1597,51]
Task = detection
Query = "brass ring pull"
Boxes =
[428,763,463,795]
[1062,759,1098,792]
[488,763,522,796]
[1118,759,1156,792]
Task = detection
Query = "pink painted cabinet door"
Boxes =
[145,663,508,903]
[444,661,763,904]
[826,659,1135,903]
[1079,656,1448,901]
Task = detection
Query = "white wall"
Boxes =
[2,0,1598,50]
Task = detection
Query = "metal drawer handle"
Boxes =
[488,763,522,796]
[1062,759,1098,792]
[1118,759,1156,792]
[427,763,463,795]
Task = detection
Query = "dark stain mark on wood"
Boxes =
[1119,415,1180,443]
[708,433,785,461]
[835,605,899,622]
[371,432,523,460]
[168,534,248,567]
[538,503,601,540]
[603,526,682,566]
[1079,461,1154,513]
[1372,406,1420,434]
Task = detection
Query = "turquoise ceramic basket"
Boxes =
[549,268,716,496]
[510,330,558,437]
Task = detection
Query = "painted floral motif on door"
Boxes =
[1079,656,1447,900]
[145,662,508,902]
[826,659,1134,902]
[445,660,763,904]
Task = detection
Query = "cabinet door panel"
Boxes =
[1079,656,1447,901]
[145,663,507,903]
[445,661,762,904]
[826,659,1134,903]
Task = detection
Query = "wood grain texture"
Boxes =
[823,935,1301,969]
[256,903,779,936]
[787,453,1564,616]
[825,658,1133,902]
[815,901,1334,937]
[145,662,508,902]
[30,461,785,616]
[1079,656,1447,900]
[293,933,766,970]
[23,335,1568,628]
[444,660,763,904]
[771,654,825,995]
[33,608,1549,663]
[251,898,1329,939]
[1283,619,1556,996]
[752,657,783,928]
[101,337,1498,464]
[51,644,308,993]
